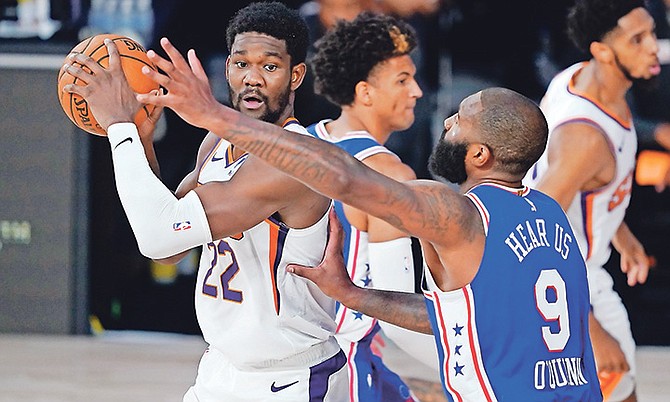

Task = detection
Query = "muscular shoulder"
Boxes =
[548,122,614,168]
[361,152,416,182]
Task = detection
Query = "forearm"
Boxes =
[139,133,161,177]
[108,123,212,259]
[340,286,433,334]
[210,107,374,207]
[207,106,422,234]
[611,221,631,252]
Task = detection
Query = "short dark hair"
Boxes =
[311,12,417,106]
[567,0,646,54]
[226,2,309,66]
[479,88,548,176]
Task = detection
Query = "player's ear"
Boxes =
[225,55,231,80]
[290,62,307,91]
[354,81,372,106]
[590,41,614,64]
[469,143,492,168]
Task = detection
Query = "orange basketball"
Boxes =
[57,34,159,136]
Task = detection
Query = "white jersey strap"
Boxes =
[108,123,212,259]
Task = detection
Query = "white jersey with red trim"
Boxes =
[525,62,637,270]
[195,119,338,369]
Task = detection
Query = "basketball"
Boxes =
[57,34,159,136]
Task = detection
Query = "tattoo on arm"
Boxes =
[218,111,471,244]
[344,287,433,334]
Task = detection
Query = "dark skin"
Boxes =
[62,36,330,265]
[127,38,535,335]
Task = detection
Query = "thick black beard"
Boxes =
[229,81,292,124]
[429,137,469,184]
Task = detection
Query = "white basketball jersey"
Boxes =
[195,119,337,369]
[525,62,637,270]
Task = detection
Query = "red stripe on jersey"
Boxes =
[335,229,361,333]
[463,287,494,402]
[433,291,464,402]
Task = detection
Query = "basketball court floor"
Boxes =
[0,331,667,401]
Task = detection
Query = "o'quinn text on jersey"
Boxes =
[534,357,589,390]
[504,219,573,262]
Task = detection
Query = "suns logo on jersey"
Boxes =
[608,172,633,211]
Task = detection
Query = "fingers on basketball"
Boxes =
[57,34,159,136]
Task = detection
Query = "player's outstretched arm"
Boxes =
[138,38,477,248]
[288,210,433,334]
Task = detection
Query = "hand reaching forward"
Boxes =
[62,39,142,131]
[287,209,356,303]
[137,37,222,131]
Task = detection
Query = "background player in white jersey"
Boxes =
[524,1,659,400]
[62,2,348,401]
[306,12,438,401]
[130,33,601,397]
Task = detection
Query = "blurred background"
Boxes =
[1,0,670,386]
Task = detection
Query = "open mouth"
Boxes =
[241,92,265,110]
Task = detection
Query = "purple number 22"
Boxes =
[202,240,243,303]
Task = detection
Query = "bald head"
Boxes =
[477,88,548,176]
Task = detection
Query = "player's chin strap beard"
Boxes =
[611,49,659,92]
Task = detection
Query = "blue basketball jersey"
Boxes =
[423,183,601,401]
[308,120,416,402]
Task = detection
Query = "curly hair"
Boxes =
[226,2,309,66]
[310,12,417,106]
[567,0,645,54]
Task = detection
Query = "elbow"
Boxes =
[330,172,353,199]
[136,237,190,261]
[326,158,360,202]
[137,241,172,261]
[152,252,189,266]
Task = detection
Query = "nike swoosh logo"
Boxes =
[114,137,133,150]
[211,156,225,162]
[270,380,298,392]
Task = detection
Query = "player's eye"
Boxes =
[235,61,247,68]
[264,64,278,72]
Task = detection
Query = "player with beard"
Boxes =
[524,1,659,400]
[62,2,348,401]
[130,34,602,397]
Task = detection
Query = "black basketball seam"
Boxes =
[64,35,155,135]
[67,35,98,133]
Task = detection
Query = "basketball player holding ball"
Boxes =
[58,34,159,136]
[61,2,347,401]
